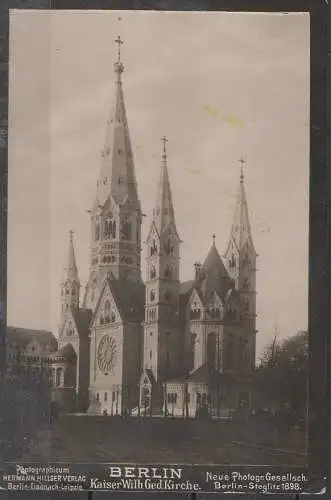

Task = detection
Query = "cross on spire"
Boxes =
[212,233,216,245]
[239,157,246,183]
[114,35,124,78]
[69,229,74,242]
[114,35,123,63]
[161,136,168,161]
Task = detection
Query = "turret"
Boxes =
[61,230,80,315]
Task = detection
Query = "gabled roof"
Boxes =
[6,327,57,351]
[195,243,232,302]
[71,307,92,338]
[188,363,219,384]
[93,275,145,324]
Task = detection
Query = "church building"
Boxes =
[48,37,257,418]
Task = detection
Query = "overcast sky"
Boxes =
[7,10,310,358]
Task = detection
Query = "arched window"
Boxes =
[104,300,111,324]
[150,240,157,256]
[56,367,62,387]
[96,392,99,402]
[150,290,155,302]
[190,303,201,320]
[104,392,108,402]
[150,265,156,279]
[229,254,236,269]
[207,333,216,367]
[164,239,174,256]
[164,265,172,278]
[95,218,100,241]
[104,215,112,239]
[189,333,196,370]
[226,335,234,370]
[111,312,116,323]
[121,218,132,240]
[243,278,250,290]
[67,322,74,336]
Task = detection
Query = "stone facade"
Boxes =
[8,42,257,418]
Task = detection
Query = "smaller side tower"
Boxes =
[224,160,257,372]
[141,138,182,413]
[60,230,80,318]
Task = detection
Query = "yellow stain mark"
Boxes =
[303,120,309,128]
[185,167,200,175]
[222,114,244,128]
[202,106,244,128]
[203,105,219,116]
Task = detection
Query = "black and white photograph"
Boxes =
[2,8,312,478]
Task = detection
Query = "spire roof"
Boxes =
[97,36,140,210]
[196,238,232,301]
[153,137,176,235]
[229,159,254,251]
[64,230,79,283]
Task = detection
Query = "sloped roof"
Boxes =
[227,169,256,255]
[71,307,93,338]
[96,56,140,211]
[6,327,57,351]
[63,231,79,284]
[195,244,232,302]
[180,280,195,296]
[153,144,177,237]
[188,363,219,384]
[100,275,145,323]
[49,343,76,361]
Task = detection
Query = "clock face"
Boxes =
[97,335,117,374]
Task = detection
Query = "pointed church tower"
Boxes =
[224,159,257,370]
[84,36,142,311]
[142,137,181,389]
[61,230,80,316]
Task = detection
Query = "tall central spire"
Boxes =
[153,136,176,235]
[97,36,140,210]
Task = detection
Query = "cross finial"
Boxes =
[212,233,216,245]
[114,36,124,78]
[69,229,74,243]
[161,136,168,161]
[114,35,123,63]
[239,157,246,183]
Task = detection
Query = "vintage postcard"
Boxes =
[0,7,326,494]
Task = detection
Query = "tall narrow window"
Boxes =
[150,265,156,279]
[164,265,172,278]
[95,218,100,241]
[121,218,132,240]
[207,333,216,367]
[56,368,62,387]
[104,214,113,239]
[104,300,111,324]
